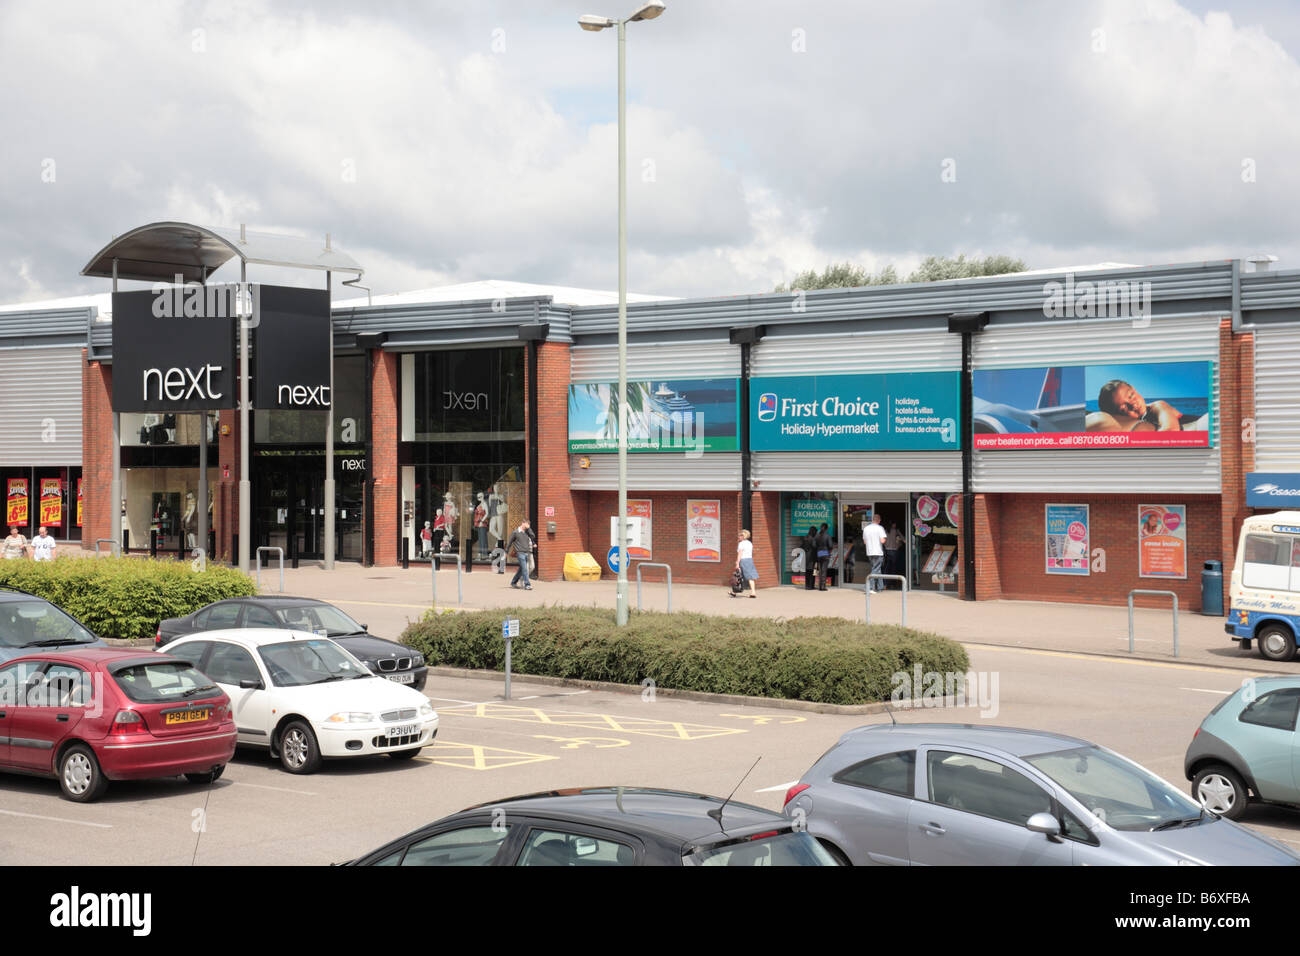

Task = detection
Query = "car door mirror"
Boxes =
[362,623,368,632]
[238,678,264,690]
[1026,812,1061,839]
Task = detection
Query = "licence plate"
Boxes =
[387,723,419,738]
[386,672,414,685]
[165,709,210,725]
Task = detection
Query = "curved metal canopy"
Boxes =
[81,221,363,284]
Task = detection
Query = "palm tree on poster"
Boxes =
[580,381,653,440]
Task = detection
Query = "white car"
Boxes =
[164,629,438,774]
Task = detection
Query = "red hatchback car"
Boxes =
[0,648,236,802]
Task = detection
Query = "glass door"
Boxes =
[840,500,873,589]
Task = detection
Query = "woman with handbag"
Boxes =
[734,529,758,598]
[815,523,833,591]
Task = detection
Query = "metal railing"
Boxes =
[432,553,464,609]
[256,547,284,592]
[635,562,673,613]
[865,574,908,627]
[93,538,120,558]
[1128,589,1180,657]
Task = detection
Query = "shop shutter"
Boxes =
[569,453,741,491]
[569,340,740,381]
[972,316,1222,493]
[1253,324,1300,471]
[0,346,82,466]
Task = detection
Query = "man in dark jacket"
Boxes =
[801,526,818,590]
[815,523,833,591]
[507,520,535,590]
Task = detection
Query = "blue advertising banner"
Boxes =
[569,378,739,453]
[749,372,961,452]
[1247,473,1300,508]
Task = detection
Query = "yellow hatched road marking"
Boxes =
[415,740,558,770]
[717,713,807,725]
[439,702,745,740]
[533,735,631,750]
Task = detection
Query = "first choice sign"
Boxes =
[254,286,333,411]
[111,289,237,412]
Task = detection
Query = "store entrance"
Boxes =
[839,498,909,590]
[254,456,364,563]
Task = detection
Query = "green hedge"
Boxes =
[0,557,257,642]
[402,606,969,706]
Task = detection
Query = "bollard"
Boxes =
[1128,589,1180,657]
[401,537,410,570]
[864,574,909,627]
[635,563,674,613]
[464,536,473,573]
[255,547,285,592]
[150,530,158,559]
[431,553,464,610]
[122,529,130,555]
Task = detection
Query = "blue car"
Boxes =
[1186,677,1300,819]
[0,587,105,663]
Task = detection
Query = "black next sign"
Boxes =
[110,289,238,412]
[253,285,333,411]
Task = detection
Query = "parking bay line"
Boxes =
[1181,687,1239,695]
[229,781,318,796]
[0,808,112,829]
[436,701,747,741]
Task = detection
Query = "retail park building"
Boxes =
[4,257,1299,611]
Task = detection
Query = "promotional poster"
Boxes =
[1046,503,1090,575]
[974,361,1213,450]
[568,379,739,453]
[39,478,61,527]
[1139,504,1188,578]
[686,499,721,562]
[6,478,28,527]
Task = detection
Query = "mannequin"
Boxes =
[474,493,489,558]
[488,485,507,549]
[420,520,432,557]
[182,492,197,549]
[432,509,446,553]
[442,493,458,548]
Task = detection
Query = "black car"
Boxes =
[339,788,839,866]
[0,586,106,664]
[155,596,427,691]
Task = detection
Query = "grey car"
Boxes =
[0,587,105,663]
[783,723,1300,865]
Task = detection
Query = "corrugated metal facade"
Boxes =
[749,328,960,374]
[751,452,961,493]
[569,452,741,491]
[570,339,740,381]
[973,316,1222,493]
[0,347,83,465]
[1253,324,1300,471]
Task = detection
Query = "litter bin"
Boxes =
[1201,560,1224,616]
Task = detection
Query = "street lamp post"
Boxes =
[579,0,665,627]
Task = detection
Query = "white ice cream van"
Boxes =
[1227,511,1300,661]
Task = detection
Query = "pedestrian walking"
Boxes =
[801,526,818,590]
[863,513,887,592]
[30,526,56,562]
[815,523,832,591]
[3,525,28,560]
[507,520,534,590]
[885,521,905,586]
[735,529,758,598]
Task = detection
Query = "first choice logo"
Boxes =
[758,392,777,422]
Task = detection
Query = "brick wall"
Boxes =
[1218,320,1253,604]
[991,493,1221,609]
[582,490,741,586]
[81,353,113,549]
[748,490,782,586]
[370,350,399,566]
[534,342,588,579]
[974,493,1003,600]
[215,409,239,563]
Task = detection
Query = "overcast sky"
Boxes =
[2,0,1298,303]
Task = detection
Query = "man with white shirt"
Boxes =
[31,526,56,561]
[862,513,887,592]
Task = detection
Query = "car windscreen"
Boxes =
[273,604,364,637]
[1025,745,1205,831]
[0,600,98,648]
[258,639,371,687]
[111,661,222,704]
[686,831,838,866]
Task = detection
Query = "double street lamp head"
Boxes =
[577,1,664,30]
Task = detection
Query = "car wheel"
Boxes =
[388,747,423,761]
[59,745,108,803]
[185,765,225,785]
[1192,765,1248,820]
[817,839,852,866]
[1257,625,1296,662]
[279,721,322,775]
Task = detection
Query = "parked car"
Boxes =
[783,722,1300,865]
[339,787,839,866]
[1186,676,1300,819]
[155,596,427,690]
[0,647,235,802]
[0,587,106,664]
[164,629,437,774]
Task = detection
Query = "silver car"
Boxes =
[783,723,1300,865]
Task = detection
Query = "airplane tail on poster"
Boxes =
[1036,366,1064,410]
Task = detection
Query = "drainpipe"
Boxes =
[729,325,766,530]
[519,319,549,572]
[948,312,988,602]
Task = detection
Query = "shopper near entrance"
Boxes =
[508,520,534,590]
[30,526,56,561]
[815,523,832,591]
[863,514,887,592]
[735,529,758,598]
[801,526,818,591]
[3,526,27,560]
[885,521,905,581]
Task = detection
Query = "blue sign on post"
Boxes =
[1247,473,1300,508]
[606,547,622,573]
[749,372,961,451]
